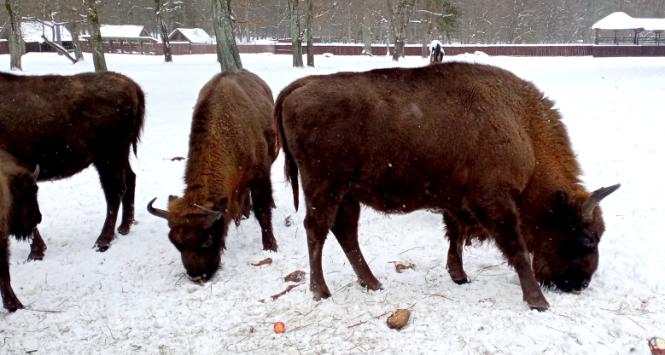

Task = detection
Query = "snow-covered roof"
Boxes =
[169,28,212,44]
[592,12,665,31]
[98,25,151,39]
[21,21,72,43]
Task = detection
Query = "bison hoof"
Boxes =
[117,226,130,235]
[452,277,469,285]
[26,252,45,262]
[95,244,110,252]
[3,299,24,312]
[311,286,332,301]
[358,279,383,291]
[527,299,550,312]
[262,239,278,252]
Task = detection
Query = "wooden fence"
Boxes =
[2,41,664,57]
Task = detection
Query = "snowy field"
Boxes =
[1,52,664,354]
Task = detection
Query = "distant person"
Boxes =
[429,40,444,63]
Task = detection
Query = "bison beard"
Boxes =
[0,71,145,258]
[148,69,279,282]
[275,62,619,311]
[0,150,41,311]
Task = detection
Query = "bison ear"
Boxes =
[168,195,178,202]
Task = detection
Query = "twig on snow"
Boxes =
[261,284,300,302]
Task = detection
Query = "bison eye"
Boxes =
[200,234,214,249]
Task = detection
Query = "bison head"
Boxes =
[148,196,227,282]
[9,165,42,239]
[529,184,620,292]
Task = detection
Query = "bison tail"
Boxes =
[274,84,301,211]
[130,85,146,157]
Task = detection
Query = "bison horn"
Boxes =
[147,198,169,220]
[581,184,621,221]
[193,204,223,221]
[33,164,40,180]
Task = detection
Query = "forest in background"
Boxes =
[2,0,665,45]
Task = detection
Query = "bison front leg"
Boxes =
[250,178,277,251]
[331,195,382,291]
[1,232,23,311]
[443,212,469,284]
[469,193,549,311]
[27,227,47,261]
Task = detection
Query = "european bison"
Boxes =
[0,71,145,257]
[148,70,278,281]
[0,150,41,311]
[275,62,619,310]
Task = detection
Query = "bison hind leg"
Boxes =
[117,163,136,236]
[331,195,382,291]
[26,228,47,261]
[444,212,469,284]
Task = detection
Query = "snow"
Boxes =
[19,21,72,43]
[84,25,154,40]
[169,28,213,44]
[1,52,664,354]
[592,12,665,31]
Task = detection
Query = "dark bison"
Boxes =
[0,71,145,257]
[275,62,619,310]
[148,70,278,282]
[0,150,41,311]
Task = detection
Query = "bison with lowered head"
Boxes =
[0,150,41,311]
[275,62,619,310]
[0,71,145,257]
[148,70,278,282]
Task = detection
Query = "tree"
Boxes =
[5,0,24,71]
[388,0,416,61]
[83,0,107,71]
[59,1,85,62]
[361,5,373,55]
[305,0,314,66]
[288,0,303,67]
[211,0,242,72]
[154,0,173,63]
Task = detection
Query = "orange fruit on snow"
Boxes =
[273,322,286,334]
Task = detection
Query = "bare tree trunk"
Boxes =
[211,0,242,72]
[288,0,303,67]
[362,7,373,56]
[68,20,85,62]
[305,0,314,67]
[5,0,24,71]
[391,0,416,61]
[84,0,107,72]
[155,0,173,62]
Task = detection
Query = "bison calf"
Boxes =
[0,150,41,311]
[148,70,278,282]
[0,71,145,257]
[275,62,619,310]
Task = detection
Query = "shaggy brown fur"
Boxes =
[148,69,278,281]
[0,71,145,257]
[275,62,619,310]
[0,150,41,311]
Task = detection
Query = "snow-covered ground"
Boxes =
[1,52,664,354]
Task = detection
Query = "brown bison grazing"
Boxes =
[0,150,41,311]
[0,71,145,257]
[275,62,619,310]
[148,70,278,281]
